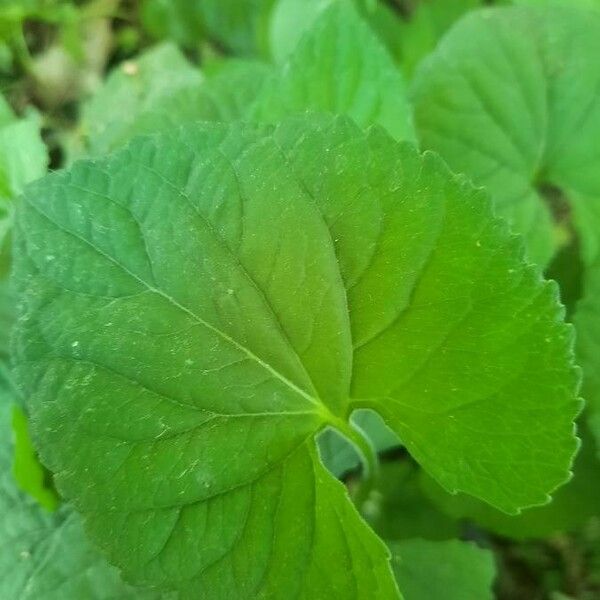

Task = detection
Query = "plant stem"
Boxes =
[328,413,380,502]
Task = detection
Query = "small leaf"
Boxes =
[254,2,414,141]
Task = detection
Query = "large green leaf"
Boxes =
[254,2,414,141]
[13,116,578,596]
[412,5,600,445]
[390,539,496,600]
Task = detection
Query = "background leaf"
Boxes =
[390,538,496,600]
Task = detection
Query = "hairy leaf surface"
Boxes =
[412,5,600,445]
[0,391,162,599]
[13,116,578,597]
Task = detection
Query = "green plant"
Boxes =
[1,1,600,599]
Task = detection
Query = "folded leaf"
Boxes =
[13,116,578,597]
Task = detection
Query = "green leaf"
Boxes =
[390,539,496,600]
[141,0,276,56]
[83,45,270,156]
[254,2,414,141]
[140,0,205,48]
[82,43,203,156]
[421,425,600,540]
[412,6,600,266]
[396,0,482,77]
[268,0,331,62]
[268,0,405,66]
[0,393,163,598]
[13,116,578,595]
[0,115,47,195]
[11,404,58,511]
[364,461,459,542]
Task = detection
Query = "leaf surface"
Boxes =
[421,425,600,540]
[13,116,579,596]
[83,43,203,156]
[83,45,270,157]
[412,6,600,265]
[390,539,496,600]
[0,391,163,599]
[254,3,414,141]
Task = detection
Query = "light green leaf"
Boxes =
[0,393,163,598]
[268,0,331,62]
[421,425,600,540]
[14,116,578,596]
[412,6,600,266]
[83,43,203,156]
[390,539,496,600]
[0,116,46,201]
[254,2,414,141]
[396,0,482,77]
[268,0,404,66]
[141,0,276,56]
[83,45,270,157]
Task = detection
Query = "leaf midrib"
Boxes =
[22,195,329,421]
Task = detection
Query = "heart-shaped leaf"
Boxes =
[13,116,579,597]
